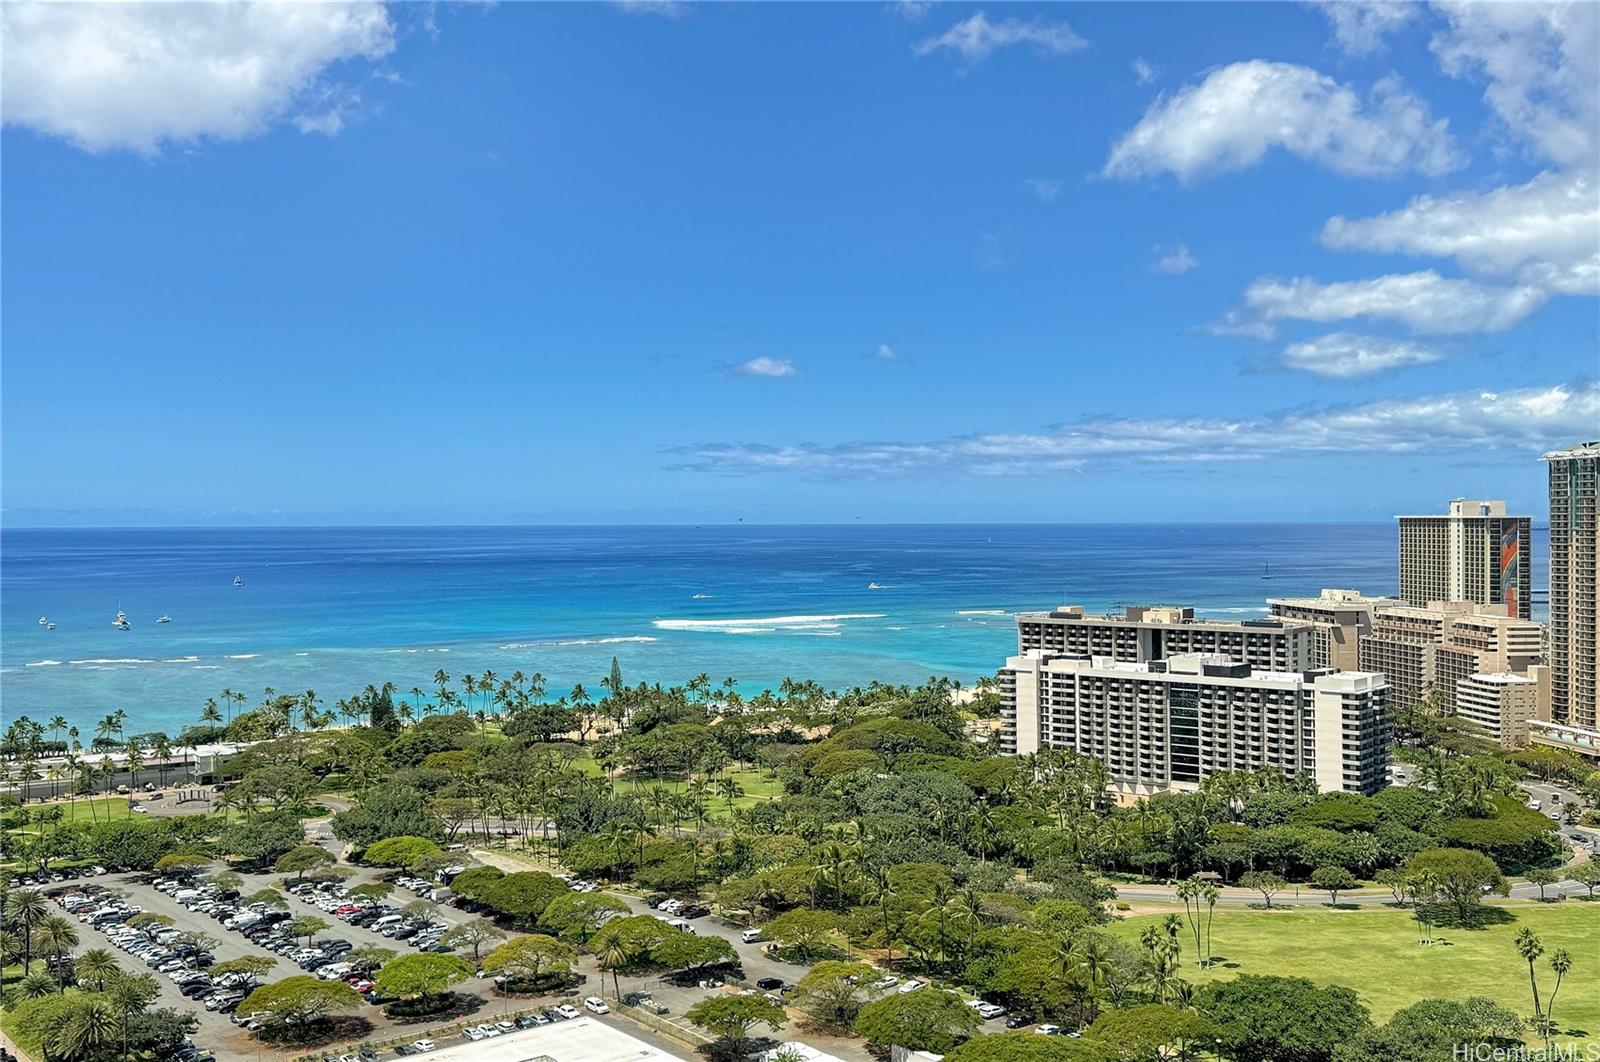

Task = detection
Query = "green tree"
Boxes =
[442,920,505,963]
[209,955,277,987]
[540,892,629,945]
[1310,866,1358,906]
[238,975,361,1027]
[1238,872,1285,909]
[1200,975,1371,1062]
[1404,849,1506,924]
[373,953,473,1005]
[481,933,578,987]
[1086,1004,1219,1061]
[684,994,787,1046]
[791,960,878,1026]
[364,835,443,868]
[286,915,329,945]
[481,871,567,926]
[944,1033,1112,1062]
[273,844,335,882]
[764,908,844,961]
[854,990,982,1053]
[1524,867,1558,902]
[652,931,737,976]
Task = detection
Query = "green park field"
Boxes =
[1111,900,1599,1044]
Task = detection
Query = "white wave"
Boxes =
[798,630,842,637]
[957,609,1008,616]
[25,659,63,667]
[193,665,220,670]
[654,612,884,634]
[500,635,658,650]
[294,652,310,657]
[162,656,200,663]
[226,653,258,660]
[69,657,159,666]
[885,626,906,631]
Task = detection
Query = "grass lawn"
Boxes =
[1109,900,1600,1045]
[564,750,786,817]
[8,797,132,829]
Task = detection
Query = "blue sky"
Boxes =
[2,1,1596,525]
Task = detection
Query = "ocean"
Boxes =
[2,523,1425,737]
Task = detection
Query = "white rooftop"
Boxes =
[410,1017,689,1062]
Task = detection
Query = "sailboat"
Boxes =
[38,616,49,625]
[156,615,172,624]
[1261,561,1273,580]
[112,610,131,630]
[233,576,244,587]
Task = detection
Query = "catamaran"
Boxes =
[112,610,131,630]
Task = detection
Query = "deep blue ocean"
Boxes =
[2,524,1426,737]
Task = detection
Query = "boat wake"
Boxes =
[500,635,658,650]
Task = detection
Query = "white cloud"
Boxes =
[914,12,1087,64]
[0,2,395,155]
[875,344,900,362]
[1104,61,1463,181]
[1243,271,1547,333]
[887,1,932,22]
[1322,170,1600,296]
[1310,1,1417,55]
[1132,57,1159,85]
[612,0,688,17]
[1153,244,1200,275]
[976,232,1008,270]
[1023,178,1063,203]
[1278,333,1443,377]
[733,357,797,378]
[670,382,1600,477]
[1430,0,1598,167]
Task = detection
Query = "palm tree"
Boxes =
[124,739,145,808]
[1546,949,1573,1029]
[200,697,222,730]
[1515,928,1545,1021]
[598,936,630,1000]
[16,971,58,999]
[411,687,427,717]
[47,715,68,749]
[34,915,79,984]
[151,736,174,788]
[51,995,120,1061]
[75,947,120,991]
[4,888,48,973]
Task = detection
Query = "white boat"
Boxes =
[38,616,48,625]
[156,615,172,624]
[46,622,56,630]
[233,576,244,587]
[113,610,131,631]
[867,582,884,590]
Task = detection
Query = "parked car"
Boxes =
[583,996,610,1014]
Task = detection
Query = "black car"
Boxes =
[1005,1014,1032,1029]
[180,981,215,998]
[756,977,784,991]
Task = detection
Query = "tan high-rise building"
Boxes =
[1016,605,1314,671]
[1267,588,1398,670]
[1397,499,1532,619]
[1545,442,1599,733]
[1356,601,1542,717]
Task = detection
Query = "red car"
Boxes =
[350,980,375,994]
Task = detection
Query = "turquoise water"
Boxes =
[1,524,1411,736]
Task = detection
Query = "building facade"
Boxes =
[1267,588,1398,670]
[1356,601,1542,718]
[1000,651,1390,795]
[1456,672,1538,749]
[1016,605,1314,672]
[1545,442,1599,734]
[1397,499,1532,619]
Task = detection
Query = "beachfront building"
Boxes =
[1356,601,1542,718]
[1544,442,1599,736]
[999,650,1390,796]
[1396,499,1532,619]
[1016,605,1315,672]
[1456,672,1538,748]
[1267,587,1398,670]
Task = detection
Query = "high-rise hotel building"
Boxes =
[1545,442,1599,733]
[1015,605,1315,671]
[1000,651,1390,796]
[1397,499,1532,619]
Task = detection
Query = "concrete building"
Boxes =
[1456,672,1538,748]
[401,1017,689,1062]
[1544,442,1599,734]
[1356,601,1541,718]
[1267,588,1398,670]
[1000,650,1390,795]
[1397,499,1532,619]
[1016,605,1315,672]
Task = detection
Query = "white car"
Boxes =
[972,1002,1006,1020]
[897,979,925,994]
[554,1004,582,1019]
[872,976,898,990]
[584,996,610,1014]
[1034,1025,1062,1036]
[463,1027,486,1041]
[412,1041,435,1052]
